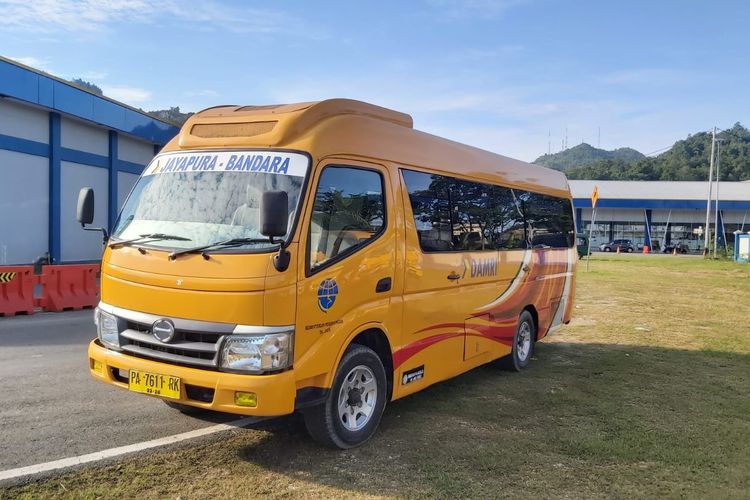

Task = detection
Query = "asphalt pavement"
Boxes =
[0,310,238,471]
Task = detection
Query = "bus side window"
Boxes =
[521,193,575,248]
[309,166,385,270]
[402,170,455,252]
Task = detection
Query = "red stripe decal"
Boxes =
[393,331,463,369]
[415,322,466,334]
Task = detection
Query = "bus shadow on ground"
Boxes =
[234,342,750,498]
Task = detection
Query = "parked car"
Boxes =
[576,233,590,259]
[599,239,635,252]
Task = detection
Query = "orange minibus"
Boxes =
[79,99,575,448]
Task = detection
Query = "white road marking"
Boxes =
[0,416,257,483]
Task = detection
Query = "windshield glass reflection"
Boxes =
[113,151,308,251]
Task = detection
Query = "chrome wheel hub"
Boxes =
[517,322,531,361]
[337,365,377,432]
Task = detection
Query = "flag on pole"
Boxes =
[591,185,599,208]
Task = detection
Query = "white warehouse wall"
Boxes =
[61,116,108,156]
[118,135,155,165]
[581,208,645,222]
[60,162,108,261]
[0,150,49,265]
[0,98,49,144]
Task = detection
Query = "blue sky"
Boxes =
[2,0,748,161]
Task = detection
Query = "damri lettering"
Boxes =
[471,257,498,277]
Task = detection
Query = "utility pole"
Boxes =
[703,127,716,257]
[713,140,722,257]
[598,126,601,148]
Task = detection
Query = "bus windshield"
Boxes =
[112,150,309,251]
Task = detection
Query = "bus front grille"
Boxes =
[118,320,224,369]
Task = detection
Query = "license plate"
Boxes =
[128,369,180,399]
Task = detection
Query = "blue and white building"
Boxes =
[571,180,750,252]
[0,57,179,265]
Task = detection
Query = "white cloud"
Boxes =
[101,85,151,103]
[0,0,320,37]
[79,70,109,81]
[8,56,50,71]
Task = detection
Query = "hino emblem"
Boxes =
[152,319,176,343]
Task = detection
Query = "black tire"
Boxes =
[501,310,536,372]
[162,400,206,415]
[603,247,611,252]
[627,247,634,253]
[303,344,387,449]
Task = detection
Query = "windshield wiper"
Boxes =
[109,233,192,249]
[168,238,275,260]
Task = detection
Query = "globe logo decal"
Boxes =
[317,278,339,312]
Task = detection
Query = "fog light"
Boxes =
[235,391,257,407]
[91,359,103,374]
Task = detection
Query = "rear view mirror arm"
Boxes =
[274,243,291,273]
[81,225,110,246]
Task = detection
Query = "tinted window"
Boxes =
[450,179,492,251]
[402,170,454,251]
[519,193,574,248]
[309,167,385,270]
[403,169,572,252]
[486,185,527,250]
[450,180,526,251]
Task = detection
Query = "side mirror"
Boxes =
[76,187,109,245]
[260,191,291,273]
[77,187,95,226]
[260,191,289,240]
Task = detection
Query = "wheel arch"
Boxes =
[348,327,394,401]
[522,305,540,341]
[324,323,395,402]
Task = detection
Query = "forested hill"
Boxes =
[561,123,750,181]
[147,107,194,126]
[534,143,645,171]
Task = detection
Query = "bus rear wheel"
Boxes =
[501,310,535,371]
[303,344,387,449]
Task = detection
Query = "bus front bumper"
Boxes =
[88,340,296,416]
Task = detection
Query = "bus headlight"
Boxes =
[220,331,293,373]
[96,308,121,350]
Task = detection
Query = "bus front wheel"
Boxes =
[501,310,535,371]
[303,344,387,449]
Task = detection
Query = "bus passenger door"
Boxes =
[460,251,504,362]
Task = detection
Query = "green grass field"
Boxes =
[4,255,750,499]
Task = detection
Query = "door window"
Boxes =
[309,166,386,270]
